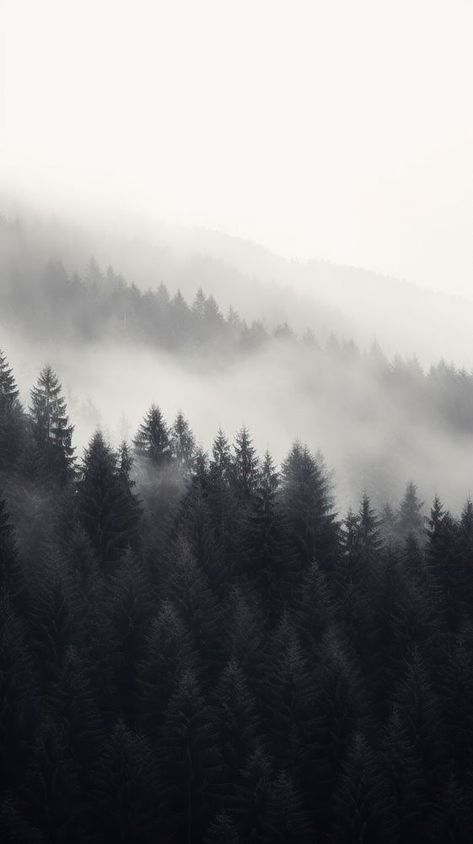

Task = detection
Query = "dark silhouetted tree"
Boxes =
[28,366,75,484]
[78,431,141,567]
[133,404,171,468]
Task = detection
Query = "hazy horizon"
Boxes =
[3,0,473,299]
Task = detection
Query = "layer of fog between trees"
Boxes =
[1,201,473,512]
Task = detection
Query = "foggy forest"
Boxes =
[1,205,473,843]
[3,0,473,841]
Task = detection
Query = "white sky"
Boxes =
[1,0,473,296]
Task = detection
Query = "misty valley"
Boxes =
[1,211,473,842]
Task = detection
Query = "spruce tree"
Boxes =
[331,733,398,844]
[231,427,259,503]
[382,704,433,844]
[280,442,339,573]
[158,670,222,842]
[165,538,223,678]
[13,714,83,843]
[137,600,194,740]
[170,410,195,472]
[29,366,74,484]
[397,482,424,546]
[179,473,227,597]
[133,404,171,468]
[263,615,315,777]
[230,747,274,842]
[0,349,19,407]
[207,430,237,567]
[0,587,39,794]
[212,658,260,789]
[91,719,158,843]
[0,350,23,473]
[0,497,26,609]
[103,551,154,725]
[78,431,141,567]
[244,451,283,611]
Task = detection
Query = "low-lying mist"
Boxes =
[3,323,472,515]
[2,201,473,516]
[5,196,473,366]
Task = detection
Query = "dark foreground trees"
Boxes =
[0,352,473,842]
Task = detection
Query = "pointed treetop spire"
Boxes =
[133,404,171,468]
[0,350,19,407]
[29,365,75,483]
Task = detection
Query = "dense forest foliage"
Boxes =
[1,348,473,842]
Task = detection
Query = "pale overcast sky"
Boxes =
[2,0,473,296]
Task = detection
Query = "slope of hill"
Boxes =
[3,197,473,365]
[1,208,473,511]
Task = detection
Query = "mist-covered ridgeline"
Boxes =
[1,208,473,510]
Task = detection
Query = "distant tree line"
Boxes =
[1,349,473,842]
[3,225,473,438]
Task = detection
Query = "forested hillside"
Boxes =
[1,350,473,842]
[4,204,473,365]
[2,212,473,510]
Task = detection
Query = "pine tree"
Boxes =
[105,551,154,726]
[293,560,334,654]
[393,647,446,783]
[170,410,196,472]
[179,473,227,597]
[230,747,274,842]
[78,431,141,567]
[158,669,222,842]
[397,482,424,546]
[165,538,223,680]
[263,615,315,777]
[379,502,398,548]
[334,495,383,674]
[331,732,398,844]
[225,585,267,682]
[0,587,39,793]
[0,350,23,473]
[231,427,259,503]
[425,496,458,628]
[0,349,19,407]
[358,493,383,552]
[91,719,158,843]
[343,507,360,554]
[116,440,134,486]
[137,599,194,740]
[0,497,26,609]
[338,494,382,581]
[13,714,83,843]
[212,658,260,789]
[133,404,171,468]
[207,429,238,570]
[244,451,283,612]
[454,500,473,620]
[209,429,232,483]
[308,629,370,832]
[280,442,340,574]
[192,287,207,320]
[441,638,473,784]
[26,554,77,694]
[382,704,433,844]
[47,646,104,796]
[29,366,74,484]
